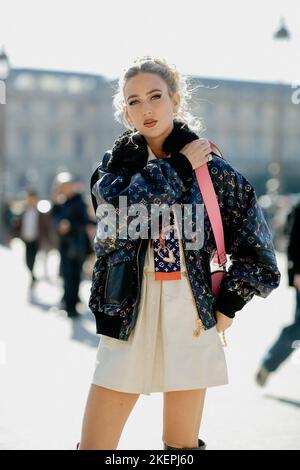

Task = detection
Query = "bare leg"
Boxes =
[79,384,140,450]
[162,388,207,448]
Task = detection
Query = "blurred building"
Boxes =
[1,64,299,201]
[190,77,300,195]
[3,67,123,201]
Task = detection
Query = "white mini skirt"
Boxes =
[91,239,229,395]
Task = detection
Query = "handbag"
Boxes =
[195,142,228,297]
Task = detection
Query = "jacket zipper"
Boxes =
[126,238,143,334]
[104,263,111,300]
[181,241,206,336]
[135,239,142,298]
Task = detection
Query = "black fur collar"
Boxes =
[106,119,200,175]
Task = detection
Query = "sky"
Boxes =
[1,0,300,85]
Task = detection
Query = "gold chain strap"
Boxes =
[193,319,205,337]
[193,319,228,348]
[221,330,227,347]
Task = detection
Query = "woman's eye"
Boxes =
[128,94,161,106]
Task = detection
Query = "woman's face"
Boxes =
[123,72,180,138]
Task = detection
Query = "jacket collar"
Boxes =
[106,119,200,174]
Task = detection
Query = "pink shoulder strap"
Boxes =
[195,142,227,267]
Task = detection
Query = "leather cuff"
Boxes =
[214,288,248,318]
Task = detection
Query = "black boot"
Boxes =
[255,365,271,387]
[163,438,206,450]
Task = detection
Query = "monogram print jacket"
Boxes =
[88,119,281,341]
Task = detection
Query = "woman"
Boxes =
[78,56,281,450]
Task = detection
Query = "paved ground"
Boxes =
[0,238,299,450]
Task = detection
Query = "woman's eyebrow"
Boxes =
[126,88,162,101]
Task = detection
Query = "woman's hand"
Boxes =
[179,138,212,170]
[215,310,234,333]
[293,274,300,291]
[58,219,71,235]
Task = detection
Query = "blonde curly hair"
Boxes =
[112,55,204,144]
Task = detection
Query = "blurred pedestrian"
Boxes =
[1,200,15,246]
[51,172,90,318]
[256,200,300,386]
[14,189,54,289]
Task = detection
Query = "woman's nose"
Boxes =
[142,103,153,113]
